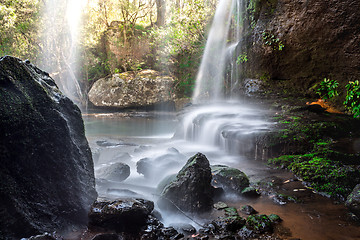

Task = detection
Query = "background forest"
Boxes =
[0,0,217,101]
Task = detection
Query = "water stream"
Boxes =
[82,0,360,238]
[84,109,360,239]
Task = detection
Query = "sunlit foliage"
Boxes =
[0,0,41,60]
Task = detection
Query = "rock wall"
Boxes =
[0,56,97,239]
[88,69,176,109]
[244,0,360,94]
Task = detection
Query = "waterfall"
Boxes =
[39,0,87,104]
[179,0,271,157]
[192,0,244,103]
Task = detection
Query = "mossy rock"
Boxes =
[245,214,273,233]
[211,165,250,194]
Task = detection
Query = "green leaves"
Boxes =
[236,53,248,64]
[262,31,284,51]
[316,78,339,100]
[344,80,360,118]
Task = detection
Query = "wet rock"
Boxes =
[224,207,239,217]
[157,174,177,193]
[243,78,264,97]
[199,223,218,235]
[0,56,97,239]
[245,215,273,234]
[345,184,360,218]
[136,152,185,179]
[96,162,130,182]
[136,158,153,177]
[214,202,228,210]
[211,165,250,194]
[212,207,246,233]
[237,226,256,239]
[268,214,282,223]
[167,147,180,154]
[26,233,58,240]
[160,227,181,238]
[214,216,246,233]
[241,187,260,198]
[169,223,196,235]
[139,215,178,240]
[88,70,176,109]
[88,198,154,233]
[160,153,214,213]
[240,205,258,215]
[96,140,122,147]
[134,145,152,153]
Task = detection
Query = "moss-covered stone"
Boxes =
[211,165,250,194]
[160,153,214,213]
[245,214,273,233]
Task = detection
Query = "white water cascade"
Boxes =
[39,0,87,104]
[182,0,271,158]
[193,0,244,102]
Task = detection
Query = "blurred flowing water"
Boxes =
[39,0,87,103]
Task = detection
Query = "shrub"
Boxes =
[316,78,339,100]
[344,80,360,118]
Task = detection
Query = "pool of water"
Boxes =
[83,108,360,240]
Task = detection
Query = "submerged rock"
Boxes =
[160,153,214,213]
[345,184,360,218]
[88,70,176,109]
[0,56,97,239]
[240,205,258,215]
[169,223,196,235]
[88,198,154,233]
[136,151,185,179]
[211,165,250,194]
[96,162,130,182]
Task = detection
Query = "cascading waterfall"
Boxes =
[39,0,87,104]
[181,0,271,157]
[193,0,244,103]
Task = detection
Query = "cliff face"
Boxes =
[244,0,360,94]
[0,56,97,239]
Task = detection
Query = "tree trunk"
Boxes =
[155,0,166,26]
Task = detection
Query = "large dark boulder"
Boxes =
[160,153,214,213]
[0,56,97,239]
[88,198,154,233]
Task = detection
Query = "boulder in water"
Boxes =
[211,165,250,194]
[136,151,185,179]
[0,56,97,239]
[159,152,214,213]
[88,70,176,109]
[88,198,154,233]
[96,162,130,182]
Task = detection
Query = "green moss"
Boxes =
[266,108,360,199]
[269,151,360,197]
[224,207,239,217]
[246,214,272,233]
